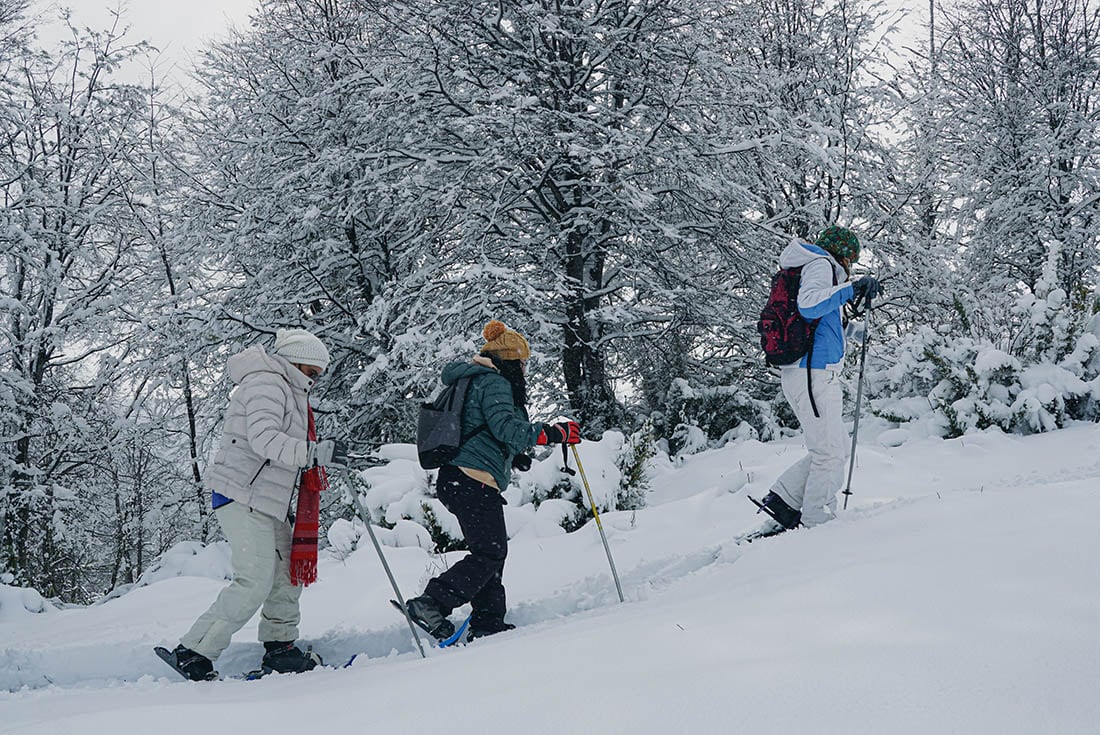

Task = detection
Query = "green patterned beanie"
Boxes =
[815,225,860,262]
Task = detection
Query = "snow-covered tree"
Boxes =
[935,0,1100,316]
[867,0,1100,436]
[0,12,198,600]
[182,0,486,453]
[177,0,909,447]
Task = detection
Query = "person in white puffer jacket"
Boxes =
[157,329,345,681]
[754,226,880,532]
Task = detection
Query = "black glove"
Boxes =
[851,276,882,303]
[311,438,348,469]
[512,453,533,472]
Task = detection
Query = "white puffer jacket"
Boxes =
[204,344,314,520]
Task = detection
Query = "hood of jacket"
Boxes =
[227,344,314,392]
[441,358,500,386]
[779,239,840,271]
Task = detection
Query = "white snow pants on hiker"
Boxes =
[180,502,302,660]
[771,366,848,527]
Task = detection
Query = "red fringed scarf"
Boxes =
[291,405,328,586]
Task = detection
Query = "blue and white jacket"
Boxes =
[778,240,854,370]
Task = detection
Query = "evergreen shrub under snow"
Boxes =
[873,284,1100,437]
[330,431,658,553]
[659,378,787,459]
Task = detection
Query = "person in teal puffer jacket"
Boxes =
[402,320,581,642]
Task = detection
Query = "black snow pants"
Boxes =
[424,464,509,630]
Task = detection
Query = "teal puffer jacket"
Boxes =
[441,360,544,492]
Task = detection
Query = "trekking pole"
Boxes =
[842,297,872,510]
[344,469,427,658]
[569,444,625,603]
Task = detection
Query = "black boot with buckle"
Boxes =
[261,641,322,674]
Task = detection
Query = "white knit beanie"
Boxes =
[273,328,330,369]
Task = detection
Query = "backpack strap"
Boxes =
[806,325,820,418]
[460,425,487,444]
[805,259,840,419]
[454,376,487,445]
[455,375,506,457]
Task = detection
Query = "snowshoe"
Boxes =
[439,615,472,647]
[154,644,217,681]
[467,620,515,642]
[234,651,355,680]
[750,491,802,530]
[396,596,456,640]
[734,517,789,545]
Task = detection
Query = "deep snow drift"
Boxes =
[2,420,1099,735]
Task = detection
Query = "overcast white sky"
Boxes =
[29,0,926,87]
[30,0,259,85]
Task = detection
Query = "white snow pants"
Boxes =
[181,502,302,661]
[771,366,848,527]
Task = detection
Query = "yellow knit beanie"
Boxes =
[480,320,531,361]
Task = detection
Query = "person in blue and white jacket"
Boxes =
[756,225,880,530]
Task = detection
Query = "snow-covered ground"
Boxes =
[3,420,1099,734]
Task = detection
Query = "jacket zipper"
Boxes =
[248,458,271,486]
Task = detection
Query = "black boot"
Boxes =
[168,644,215,681]
[467,620,515,642]
[405,595,455,640]
[760,491,802,530]
[262,641,322,673]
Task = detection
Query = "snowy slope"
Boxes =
[3,422,1100,735]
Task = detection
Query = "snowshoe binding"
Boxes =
[154,644,217,681]
[750,491,802,530]
[260,641,323,675]
[467,620,515,643]
[395,595,456,640]
[733,492,803,544]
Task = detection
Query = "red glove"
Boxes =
[536,421,582,445]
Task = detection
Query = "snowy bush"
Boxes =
[669,423,708,461]
[419,501,467,553]
[512,449,582,512]
[337,443,446,549]
[660,377,785,458]
[326,519,359,558]
[873,288,1100,437]
[136,541,233,587]
[334,430,657,550]
[513,431,637,527]
[615,421,655,511]
[0,577,54,622]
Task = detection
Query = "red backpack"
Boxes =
[757,265,819,367]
